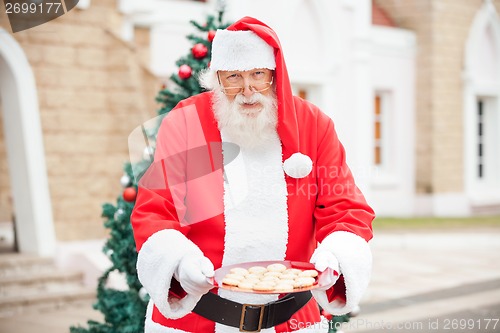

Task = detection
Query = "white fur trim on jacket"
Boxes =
[137,229,205,319]
[211,30,276,71]
[220,133,288,267]
[217,133,288,333]
[144,300,192,333]
[311,231,372,315]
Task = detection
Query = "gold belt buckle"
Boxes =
[239,303,265,332]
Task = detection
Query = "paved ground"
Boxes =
[0,302,102,333]
[342,228,500,333]
[0,228,499,333]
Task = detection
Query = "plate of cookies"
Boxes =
[213,260,334,294]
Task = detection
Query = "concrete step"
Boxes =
[0,253,97,317]
[0,254,54,278]
[0,287,96,317]
[0,269,83,285]
[0,270,86,297]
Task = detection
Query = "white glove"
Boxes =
[175,254,214,295]
[310,248,340,290]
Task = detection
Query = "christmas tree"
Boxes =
[70,7,230,333]
[323,310,354,333]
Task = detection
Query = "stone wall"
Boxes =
[0,2,160,240]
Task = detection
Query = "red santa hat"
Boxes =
[210,17,313,178]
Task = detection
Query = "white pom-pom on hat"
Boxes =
[283,152,313,178]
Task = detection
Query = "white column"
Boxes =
[351,0,373,196]
[0,30,56,256]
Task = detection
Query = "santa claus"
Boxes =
[131,16,374,333]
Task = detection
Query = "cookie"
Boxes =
[241,277,260,284]
[261,275,280,282]
[283,268,302,275]
[263,271,282,277]
[266,263,287,272]
[224,273,245,281]
[293,277,316,288]
[230,267,249,276]
[274,283,294,292]
[238,281,256,290]
[298,269,319,278]
[222,278,241,286]
[248,266,268,274]
[279,273,297,280]
[253,283,275,291]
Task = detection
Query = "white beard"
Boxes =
[213,89,278,149]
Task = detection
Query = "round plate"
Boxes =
[212,260,335,294]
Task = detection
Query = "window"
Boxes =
[475,97,499,187]
[477,100,484,179]
[374,94,383,166]
[298,89,308,100]
[372,91,399,176]
[374,92,391,169]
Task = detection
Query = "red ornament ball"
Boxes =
[321,309,333,321]
[123,187,137,202]
[178,64,192,79]
[192,43,208,59]
[207,30,216,42]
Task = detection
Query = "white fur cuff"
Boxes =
[311,231,372,315]
[137,229,204,319]
[144,301,192,333]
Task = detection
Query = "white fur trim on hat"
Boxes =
[311,231,372,315]
[283,152,313,178]
[211,30,276,71]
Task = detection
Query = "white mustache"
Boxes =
[213,87,278,149]
[234,93,266,105]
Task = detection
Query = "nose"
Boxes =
[241,78,254,98]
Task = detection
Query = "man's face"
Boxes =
[217,68,274,112]
[212,68,277,149]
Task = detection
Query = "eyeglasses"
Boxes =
[217,74,274,96]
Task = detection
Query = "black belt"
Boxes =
[193,291,312,332]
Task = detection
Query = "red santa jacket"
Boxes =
[131,91,374,333]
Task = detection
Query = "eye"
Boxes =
[252,70,268,81]
[225,73,241,83]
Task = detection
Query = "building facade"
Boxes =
[375,0,500,216]
[0,0,499,259]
